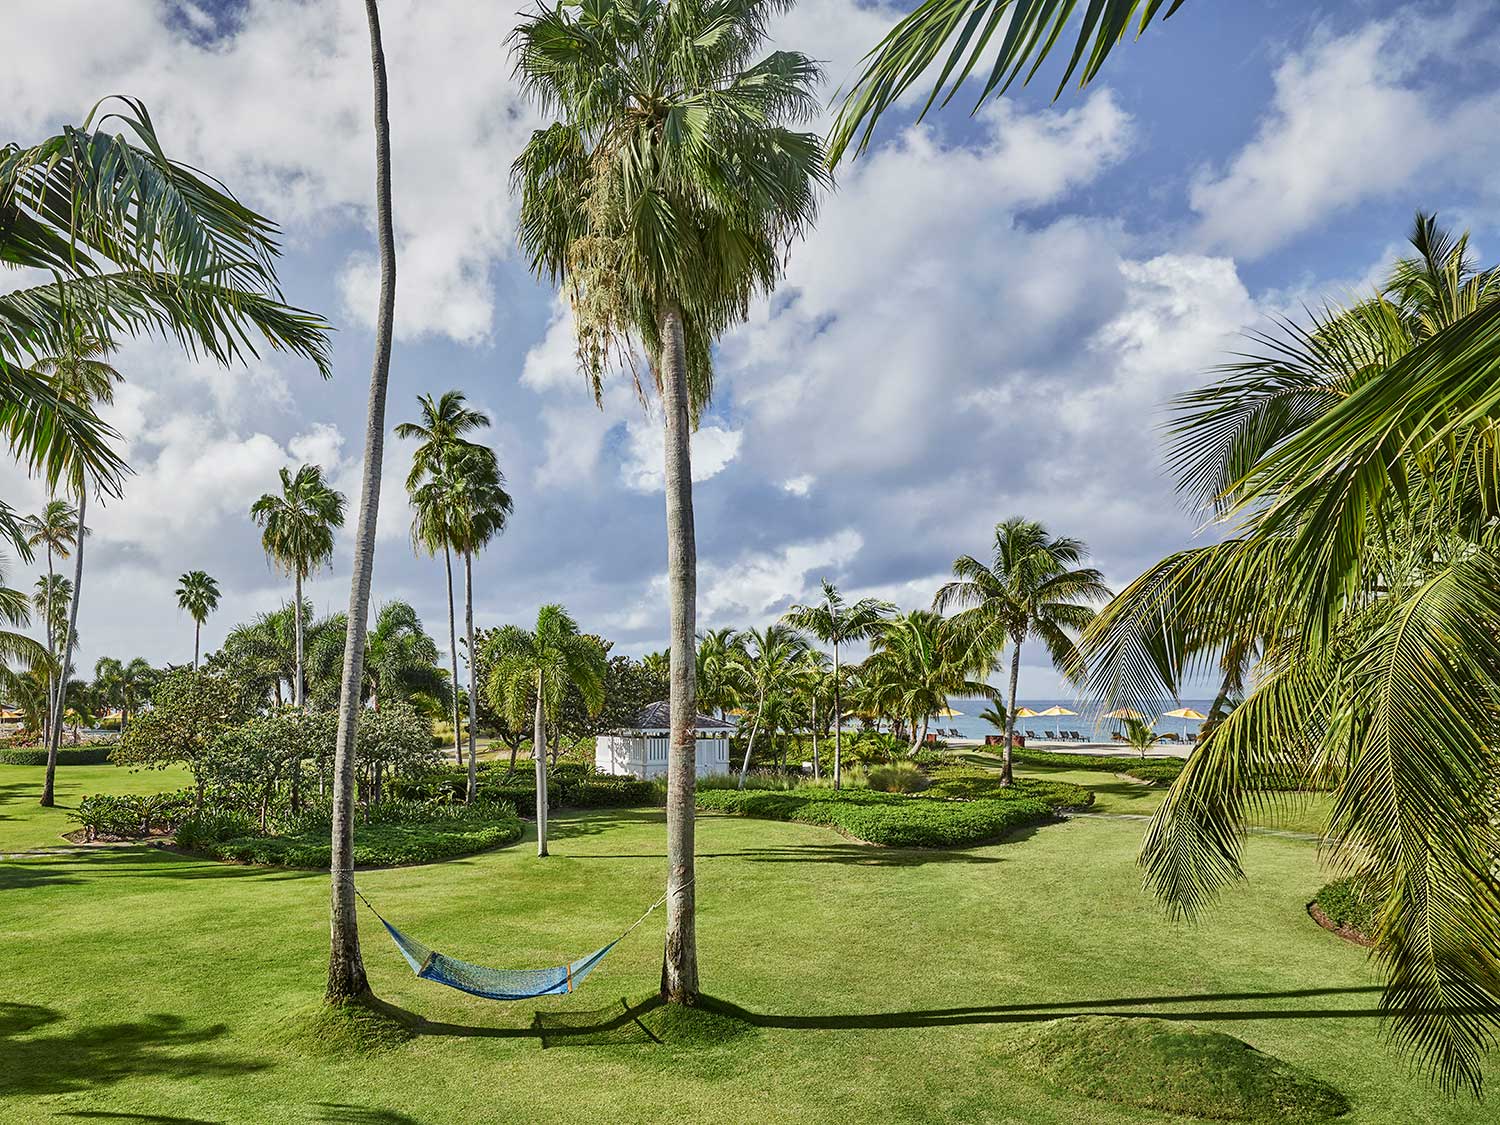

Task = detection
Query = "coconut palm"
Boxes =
[309,601,450,714]
[1078,217,1500,1094]
[326,0,396,1007]
[20,500,77,749]
[251,464,346,710]
[1120,716,1166,759]
[92,655,153,732]
[733,625,810,785]
[831,1,1189,162]
[1,97,331,498]
[935,518,1110,784]
[510,0,827,1002]
[398,389,492,766]
[978,703,1008,742]
[783,581,894,788]
[862,610,997,753]
[175,571,221,670]
[413,443,513,801]
[486,605,606,857]
[0,554,49,710]
[695,628,748,719]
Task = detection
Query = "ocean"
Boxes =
[931,698,1217,743]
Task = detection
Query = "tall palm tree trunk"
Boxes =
[193,620,202,670]
[534,668,548,857]
[832,642,842,790]
[737,695,763,789]
[658,298,699,1003]
[464,550,479,803]
[326,0,396,1006]
[810,697,819,780]
[42,544,55,749]
[444,543,462,765]
[293,569,305,707]
[1001,641,1022,787]
[42,491,85,807]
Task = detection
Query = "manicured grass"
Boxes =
[0,763,1476,1123]
[0,762,194,853]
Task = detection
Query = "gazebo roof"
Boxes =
[622,701,735,733]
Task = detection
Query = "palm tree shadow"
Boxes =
[308,1105,423,1124]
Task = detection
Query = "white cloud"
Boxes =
[782,475,814,496]
[1190,6,1500,257]
[698,529,865,626]
[619,420,743,493]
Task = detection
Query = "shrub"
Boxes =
[0,744,114,766]
[1122,763,1183,786]
[69,790,195,840]
[924,768,1094,809]
[865,762,928,793]
[1314,875,1379,940]
[695,788,1055,848]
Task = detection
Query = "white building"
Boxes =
[594,701,735,780]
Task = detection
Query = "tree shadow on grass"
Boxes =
[58,1112,220,1124]
[0,859,86,890]
[0,1003,267,1098]
[308,1105,423,1124]
[544,809,665,842]
[561,845,1002,866]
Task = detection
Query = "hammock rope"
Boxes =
[349,876,691,1002]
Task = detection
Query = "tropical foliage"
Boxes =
[175,570,221,670]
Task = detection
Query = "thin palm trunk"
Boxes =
[659,298,699,1002]
[464,550,479,803]
[810,697,819,780]
[193,620,202,670]
[1001,641,1022,787]
[534,668,548,857]
[293,569,305,708]
[42,544,55,748]
[326,0,395,1006]
[832,641,842,790]
[737,692,764,788]
[444,543,462,765]
[42,491,85,807]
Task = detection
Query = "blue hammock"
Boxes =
[355,885,674,1002]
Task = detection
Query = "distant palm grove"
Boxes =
[1,1,1496,1119]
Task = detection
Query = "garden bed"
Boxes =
[180,817,523,869]
[695,783,1076,848]
[1309,876,1376,947]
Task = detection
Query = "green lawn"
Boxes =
[0,760,1471,1123]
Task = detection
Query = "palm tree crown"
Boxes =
[394,389,491,491]
[251,465,346,580]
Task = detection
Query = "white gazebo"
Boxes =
[594,701,735,780]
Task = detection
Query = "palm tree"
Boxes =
[695,628,748,719]
[510,0,827,1003]
[978,702,1008,743]
[1078,215,1500,1094]
[795,648,834,779]
[327,0,396,1008]
[935,518,1110,785]
[486,605,606,857]
[175,571,221,670]
[784,581,894,788]
[1,96,331,500]
[309,601,450,714]
[1120,716,1166,759]
[831,1,1188,162]
[20,500,77,752]
[251,464,346,710]
[0,553,49,711]
[217,604,307,706]
[734,625,810,786]
[397,389,492,766]
[862,611,997,753]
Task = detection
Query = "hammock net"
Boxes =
[376,915,618,1001]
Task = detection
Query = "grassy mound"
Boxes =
[637,996,759,1046]
[695,787,1060,847]
[279,999,416,1057]
[999,1016,1349,1123]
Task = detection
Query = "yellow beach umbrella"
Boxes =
[1038,705,1077,717]
[1104,707,1145,721]
[934,706,964,718]
[1013,706,1041,718]
[1160,707,1207,721]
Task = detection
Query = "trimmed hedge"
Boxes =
[695,788,1055,848]
[1314,875,1378,940]
[390,765,662,815]
[0,744,114,766]
[176,803,523,869]
[924,768,1094,809]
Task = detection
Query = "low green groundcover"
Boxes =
[695,781,1077,848]
[176,804,523,869]
[923,768,1093,807]
[0,744,113,766]
[1313,875,1378,940]
[999,1015,1350,1123]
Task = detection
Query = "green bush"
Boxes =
[1122,763,1183,786]
[69,790,195,840]
[0,744,114,766]
[695,787,1055,848]
[177,801,522,868]
[924,768,1094,809]
[865,762,928,793]
[1314,875,1378,939]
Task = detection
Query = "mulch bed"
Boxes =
[1307,900,1374,947]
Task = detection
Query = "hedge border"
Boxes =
[0,745,114,766]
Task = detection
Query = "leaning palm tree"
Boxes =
[398,389,492,765]
[935,518,1111,784]
[1078,216,1500,1094]
[251,464,346,710]
[486,605,606,858]
[862,610,997,753]
[326,0,396,1008]
[734,624,809,786]
[0,553,49,709]
[510,0,828,1003]
[695,628,748,719]
[175,570,221,670]
[831,1,1189,162]
[783,580,894,788]
[20,500,76,754]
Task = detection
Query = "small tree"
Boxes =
[1121,716,1166,759]
[115,669,253,809]
[355,702,438,805]
[208,708,334,829]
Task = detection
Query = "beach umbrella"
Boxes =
[1158,706,1207,740]
[1038,705,1077,716]
[934,706,964,718]
[1013,707,1041,717]
[1103,707,1145,721]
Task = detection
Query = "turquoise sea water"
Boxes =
[933,698,1216,743]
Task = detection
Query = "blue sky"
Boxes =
[4,0,1499,697]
